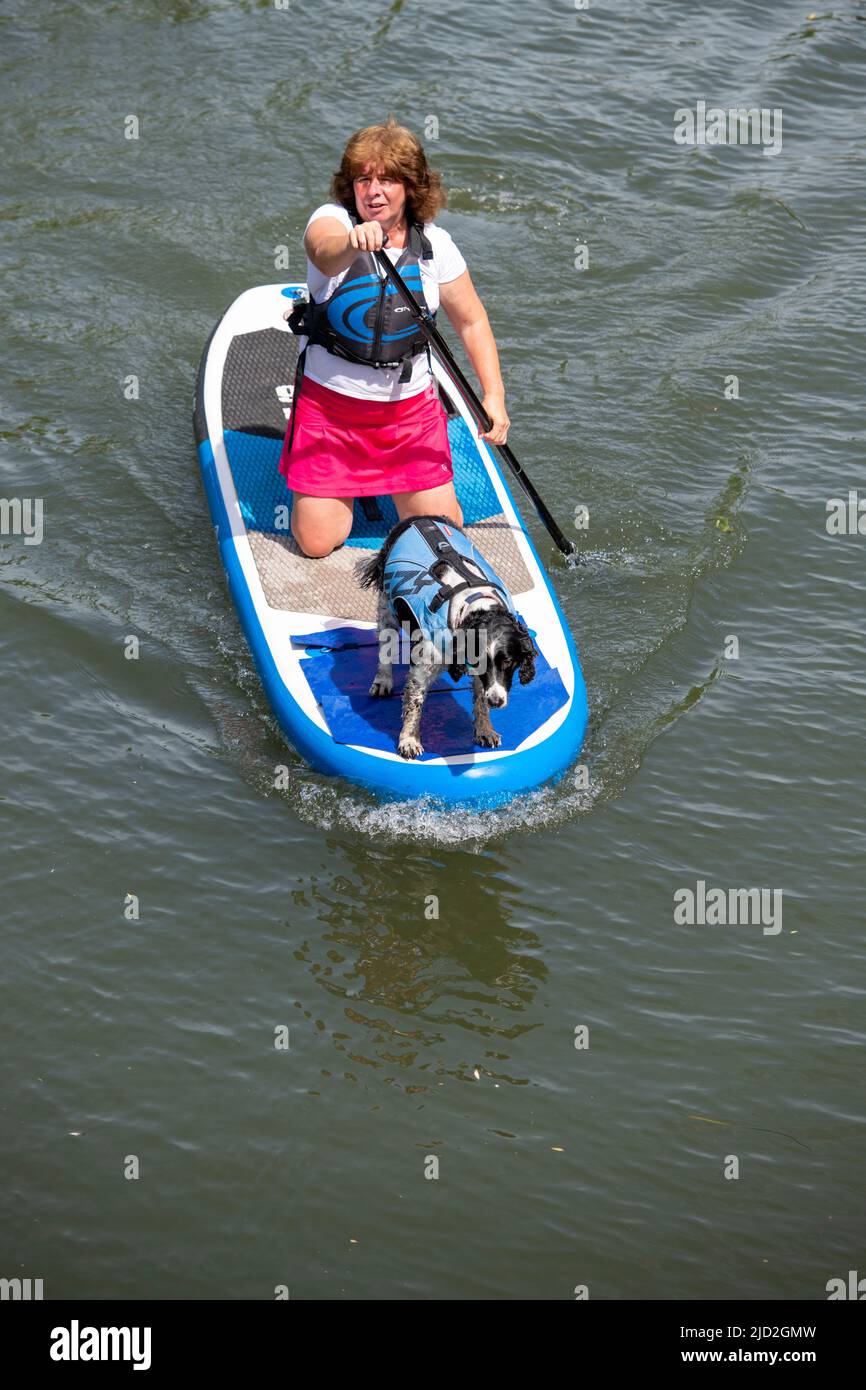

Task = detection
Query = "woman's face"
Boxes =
[353,163,406,227]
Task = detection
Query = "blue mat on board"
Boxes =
[223,414,500,547]
[292,624,568,758]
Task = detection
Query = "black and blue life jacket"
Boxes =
[384,518,516,656]
[286,210,436,385]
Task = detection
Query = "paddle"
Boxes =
[374,244,577,558]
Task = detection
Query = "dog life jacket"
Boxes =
[286,211,436,384]
[383,518,516,649]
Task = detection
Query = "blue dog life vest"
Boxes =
[286,212,436,383]
[383,518,516,650]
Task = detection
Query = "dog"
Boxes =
[358,514,536,759]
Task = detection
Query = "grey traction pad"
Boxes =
[222,328,294,437]
[248,516,534,621]
[216,324,534,617]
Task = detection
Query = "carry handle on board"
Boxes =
[375,239,576,559]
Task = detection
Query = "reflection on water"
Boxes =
[285,837,550,1088]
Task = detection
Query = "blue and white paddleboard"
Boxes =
[193,283,588,804]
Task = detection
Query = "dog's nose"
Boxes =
[487,692,506,709]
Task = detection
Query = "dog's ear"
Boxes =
[517,622,537,685]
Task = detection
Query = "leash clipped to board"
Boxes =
[374,241,577,559]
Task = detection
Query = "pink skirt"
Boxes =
[279,374,454,498]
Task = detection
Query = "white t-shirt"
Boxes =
[299,202,467,401]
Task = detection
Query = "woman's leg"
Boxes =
[291,494,355,558]
[393,481,463,527]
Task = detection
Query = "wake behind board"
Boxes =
[192,284,588,804]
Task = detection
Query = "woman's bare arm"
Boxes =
[304,216,387,277]
[439,271,510,444]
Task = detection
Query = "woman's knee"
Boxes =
[295,534,337,559]
[291,496,353,558]
[291,520,343,558]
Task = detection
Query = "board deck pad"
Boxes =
[291,622,568,757]
[193,283,588,803]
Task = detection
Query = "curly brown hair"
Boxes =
[330,116,447,226]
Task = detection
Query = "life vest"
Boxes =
[286,211,436,384]
[383,518,516,653]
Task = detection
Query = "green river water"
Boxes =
[1,0,864,1299]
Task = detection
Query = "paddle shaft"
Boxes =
[374,247,576,558]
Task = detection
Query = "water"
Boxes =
[1,0,864,1299]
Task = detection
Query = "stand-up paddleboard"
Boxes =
[192,283,588,804]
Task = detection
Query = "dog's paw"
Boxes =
[397,734,424,760]
[474,726,502,749]
[369,673,393,698]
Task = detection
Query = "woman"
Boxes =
[280,117,511,558]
